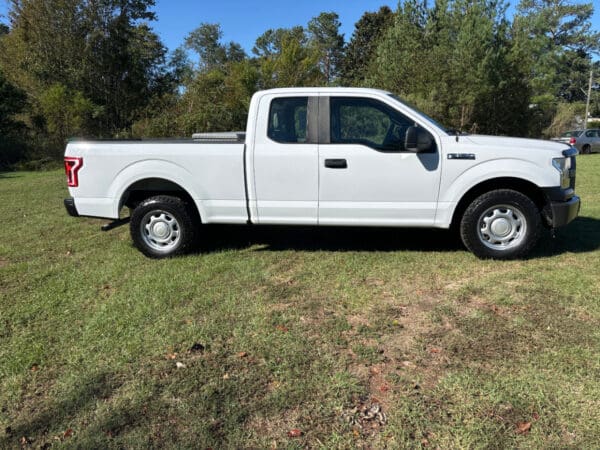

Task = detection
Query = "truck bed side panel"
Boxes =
[65,141,247,223]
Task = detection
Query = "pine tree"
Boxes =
[340,6,394,86]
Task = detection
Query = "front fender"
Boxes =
[435,158,558,227]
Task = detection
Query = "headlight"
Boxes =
[552,157,571,171]
[552,157,571,188]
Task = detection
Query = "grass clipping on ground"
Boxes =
[1,159,600,448]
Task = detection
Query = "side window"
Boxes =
[330,97,415,151]
[268,97,308,143]
[585,130,597,137]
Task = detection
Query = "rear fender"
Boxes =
[108,159,206,219]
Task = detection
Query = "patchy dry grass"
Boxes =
[1,156,600,448]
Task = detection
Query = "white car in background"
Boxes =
[553,129,599,154]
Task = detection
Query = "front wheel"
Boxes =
[460,189,542,259]
[130,195,198,258]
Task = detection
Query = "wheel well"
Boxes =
[450,177,547,229]
[120,178,200,219]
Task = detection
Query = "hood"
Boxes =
[463,134,571,153]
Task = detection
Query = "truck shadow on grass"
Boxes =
[198,225,463,254]
[196,216,600,257]
[532,216,600,257]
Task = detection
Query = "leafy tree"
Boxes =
[185,23,227,69]
[0,23,29,167]
[514,0,600,103]
[251,26,323,89]
[369,0,428,101]
[0,70,28,167]
[0,0,170,143]
[39,84,97,153]
[168,47,194,87]
[136,19,325,138]
[0,0,85,94]
[79,2,169,134]
[268,35,323,87]
[471,16,532,136]
[5,0,600,156]
[513,0,600,135]
[255,34,322,89]
[341,6,394,86]
[0,26,22,131]
[308,12,344,84]
[134,59,260,138]
[369,0,530,135]
[252,26,307,57]
[226,42,247,64]
[185,23,246,70]
[139,23,251,137]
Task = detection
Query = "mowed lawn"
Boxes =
[1,156,600,449]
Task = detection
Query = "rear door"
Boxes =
[251,94,319,224]
[317,95,442,226]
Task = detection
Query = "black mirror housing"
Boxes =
[405,126,435,153]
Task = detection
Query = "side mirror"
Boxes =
[405,126,435,153]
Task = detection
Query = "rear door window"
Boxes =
[268,97,308,143]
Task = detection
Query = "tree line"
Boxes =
[0,0,599,169]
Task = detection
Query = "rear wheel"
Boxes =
[582,144,591,154]
[130,195,198,258]
[460,189,541,259]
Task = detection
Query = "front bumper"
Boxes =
[541,185,580,228]
[64,198,79,217]
[549,195,580,228]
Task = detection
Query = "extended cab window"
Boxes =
[268,97,308,143]
[330,97,414,151]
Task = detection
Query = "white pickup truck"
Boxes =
[64,87,580,259]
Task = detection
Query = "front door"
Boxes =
[318,96,441,226]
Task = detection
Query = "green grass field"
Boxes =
[1,157,600,449]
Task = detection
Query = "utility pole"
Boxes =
[584,69,593,130]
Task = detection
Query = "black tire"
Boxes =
[460,189,542,259]
[130,195,199,258]
[582,144,591,154]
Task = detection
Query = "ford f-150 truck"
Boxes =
[64,87,580,259]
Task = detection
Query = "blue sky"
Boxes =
[1,0,599,56]
[151,0,396,54]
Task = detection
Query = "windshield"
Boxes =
[387,94,450,135]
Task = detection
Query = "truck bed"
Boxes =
[65,138,248,222]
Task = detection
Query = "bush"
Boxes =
[543,102,585,137]
[0,71,30,168]
[38,84,99,158]
[586,120,600,129]
[0,135,29,170]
